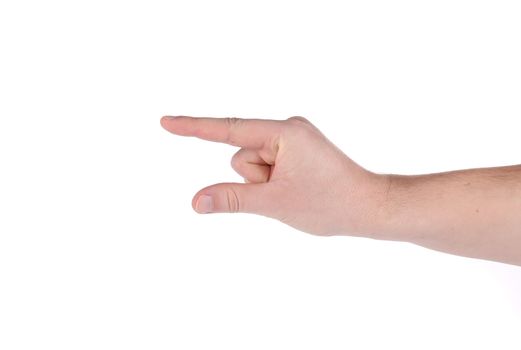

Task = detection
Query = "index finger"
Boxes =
[160,116,282,149]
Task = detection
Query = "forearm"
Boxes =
[372,165,521,266]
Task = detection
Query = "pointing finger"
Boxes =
[160,116,282,149]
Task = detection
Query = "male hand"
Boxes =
[160,116,387,237]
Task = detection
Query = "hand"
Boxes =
[160,116,388,237]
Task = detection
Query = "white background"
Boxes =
[1,1,520,349]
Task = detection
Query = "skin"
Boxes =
[160,115,521,266]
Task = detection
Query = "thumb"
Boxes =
[192,182,272,215]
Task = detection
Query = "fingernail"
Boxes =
[195,195,214,214]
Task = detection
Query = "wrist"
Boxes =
[348,172,412,241]
[368,173,427,242]
[336,170,396,239]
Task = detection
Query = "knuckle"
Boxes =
[285,116,318,136]
[230,151,242,170]
[224,117,243,145]
[285,120,316,139]
[225,187,241,213]
[287,116,311,125]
